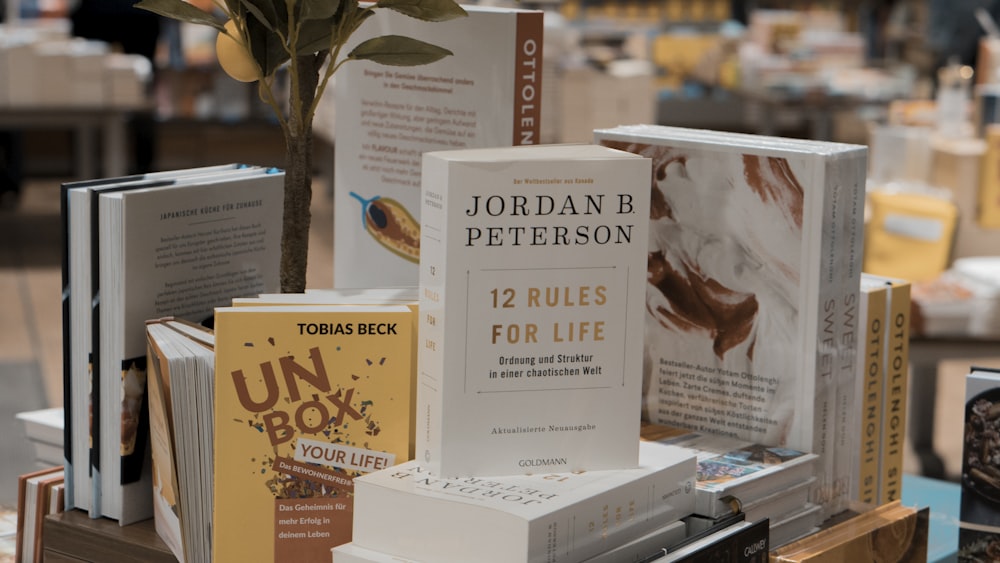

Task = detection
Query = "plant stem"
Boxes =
[280,52,323,293]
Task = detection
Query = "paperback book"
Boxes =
[94,167,284,524]
[350,440,697,563]
[15,407,64,468]
[213,304,416,563]
[145,318,216,563]
[594,124,866,515]
[662,517,769,562]
[872,275,910,505]
[958,366,1000,560]
[333,5,544,288]
[640,422,817,519]
[15,466,64,563]
[850,275,889,507]
[58,163,248,514]
[417,143,652,477]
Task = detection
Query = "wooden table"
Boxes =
[42,509,176,562]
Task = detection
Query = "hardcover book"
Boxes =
[594,124,866,515]
[958,366,1000,560]
[59,163,247,514]
[333,5,544,288]
[663,517,769,562]
[769,501,929,562]
[95,168,284,524]
[351,440,697,563]
[213,304,416,563]
[850,275,889,507]
[417,143,652,477]
[640,422,817,519]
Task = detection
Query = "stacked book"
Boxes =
[15,407,64,468]
[332,142,783,562]
[640,422,821,548]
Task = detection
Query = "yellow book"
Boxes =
[978,125,1000,228]
[212,304,415,563]
[852,275,888,507]
[864,190,957,282]
[878,277,911,504]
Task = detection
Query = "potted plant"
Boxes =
[136,0,466,292]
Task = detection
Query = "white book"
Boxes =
[59,163,250,514]
[643,425,817,518]
[332,543,421,563]
[577,518,687,563]
[15,407,64,448]
[767,502,823,549]
[594,124,866,517]
[333,5,544,288]
[351,441,697,563]
[95,168,283,524]
[417,143,651,477]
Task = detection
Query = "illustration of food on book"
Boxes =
[120,360,147,456]
[962,388,1000,502]
[697,444,810,486]
[348,191,420,262]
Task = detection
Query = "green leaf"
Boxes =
[300,0,341,20]
[246,13,290,76]
[239,0,283,32]
[134,0,225,31]
[347,35,452,66]
[295,17,336,54]
[374,0,467,22]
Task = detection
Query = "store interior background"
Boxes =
[2,0,999,514]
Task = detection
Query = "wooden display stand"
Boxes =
[42,510,175,563]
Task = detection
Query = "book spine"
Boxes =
[89,188,103,519]
[512,12,543,147]
[979,126,1000,228]
[879,280,911,504]
[673,518,769,562]
[831,156,865,514]
[416,155,448,475]
[805,157,842,518]
[59,183,74,510]
[853,282,886,506]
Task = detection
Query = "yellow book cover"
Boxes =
[853,276,888,507]
[979,125,1000,228]
[863,190,957,283]
[213,304,414,563]
[879,278,911,504]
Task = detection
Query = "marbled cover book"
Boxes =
[417,144,651,478]
[596,125,866,513]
